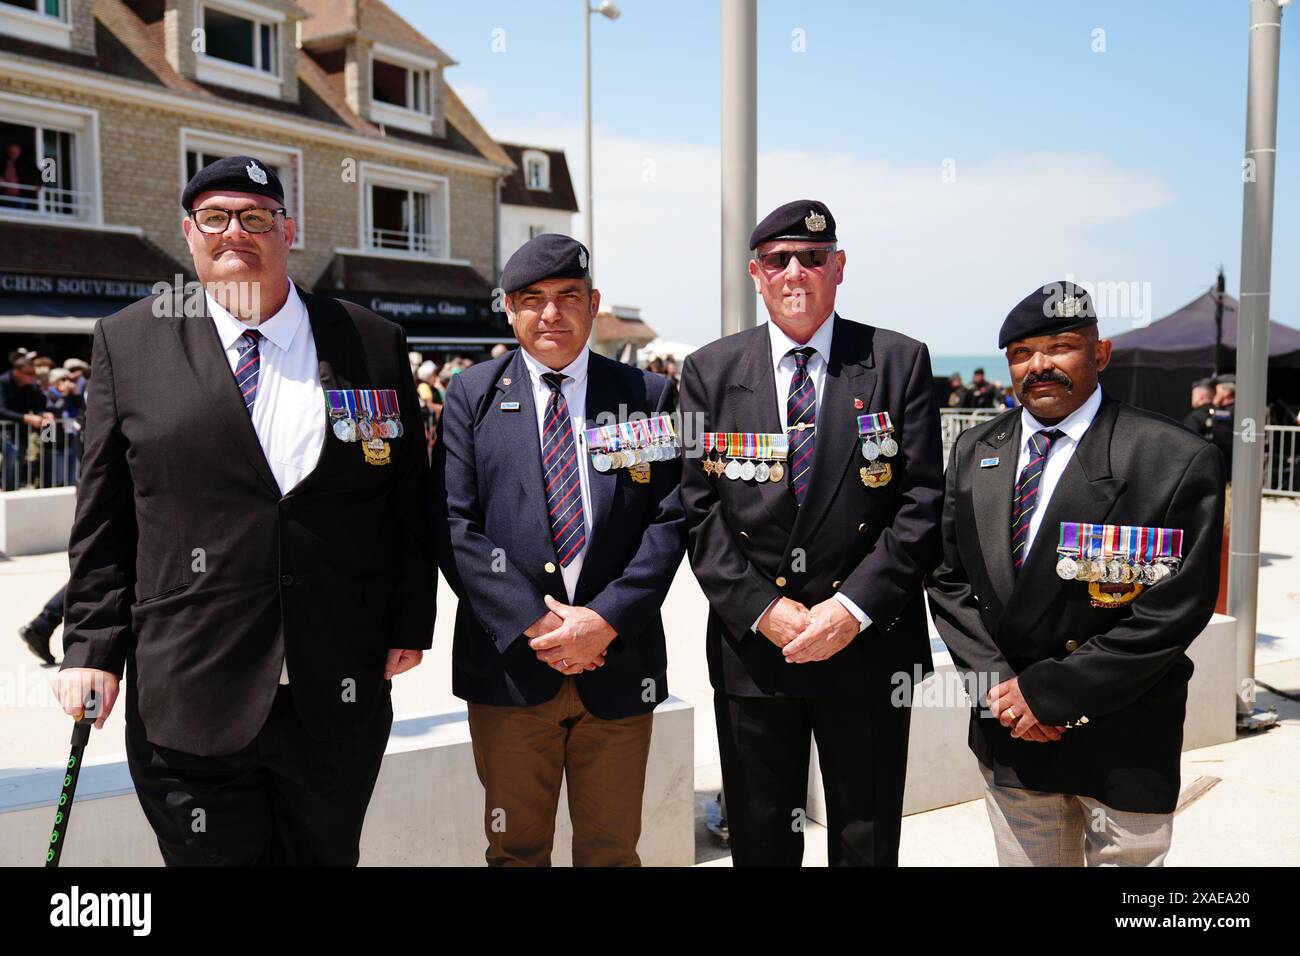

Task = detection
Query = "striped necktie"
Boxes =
[1011,428,1062,572]
[234,329,262,416]
[540,372,586,568]
[786,346,817,505]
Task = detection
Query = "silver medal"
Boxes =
[755,462,771,482]
[861,438,880,461]
[333,419,352,441]
[740,460,756,482]
[1055,556,1078,580]
[880,435,899,457]
[724,459,742,480]
[593,453,612,473]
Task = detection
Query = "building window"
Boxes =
[180,130,303,248]
[0,118,80,218]
[362,166,449,259]
[0,0,66,17]
[528,224,546,239]
[202,4,280,76]
[372,59,430,113]
[523,151,550,191]
[0,0,71,48]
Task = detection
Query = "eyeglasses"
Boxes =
[188,206,286,234]
[753,245,837,272]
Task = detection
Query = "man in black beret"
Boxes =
[679,200,944,865]
[927,280,1225,865]
[54,155,436,865]
[431,233,686,865]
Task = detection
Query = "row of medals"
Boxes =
[861,433,899,460]
[1055,555,1177,585]
[591,442,680,472]
[332,414,404,442]
[703,453,785,483]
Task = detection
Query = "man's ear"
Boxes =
[282,216,297,248]
[589,287,601,317]
[748,258,762,293]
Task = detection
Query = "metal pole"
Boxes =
[1228,0,1284,725]
[720,0,757,336]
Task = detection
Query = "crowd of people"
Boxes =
[940,366,1016,411]
[0,348,87,490]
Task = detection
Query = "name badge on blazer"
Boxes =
[500,401,522,412]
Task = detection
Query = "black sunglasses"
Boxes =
[753,245,837,272]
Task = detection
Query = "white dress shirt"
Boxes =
[1014,384,1104,560]
[519,347,594,603]
[751,314,871,634]
[208,279,325,683]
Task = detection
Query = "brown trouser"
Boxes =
[467,677,654,866]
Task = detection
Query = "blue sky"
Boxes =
[395,1,1298,354]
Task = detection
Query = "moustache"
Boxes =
[1024,371,1073,389]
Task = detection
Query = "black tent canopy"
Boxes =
[1099,291,1300,422]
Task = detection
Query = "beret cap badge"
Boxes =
[578,248,588,269]
[246,161,268,186]
[1057,294,1084,319]
[804,210,827,232]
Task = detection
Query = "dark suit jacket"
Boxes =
[431,348,686,719]
[679,316,944,702]
[926,394,1224,813]
[61,291,436,756]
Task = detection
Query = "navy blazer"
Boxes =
[431,348,686,719]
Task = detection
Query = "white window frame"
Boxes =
[368,42,437,136]
[357,162,450,262]
[178,128,304,249]
[0,0,71,50]
[522,150,550,192]
[0,91,101,227]
[195,0,285,99]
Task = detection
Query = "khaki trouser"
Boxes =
[467,677,654,867]
[979,763,1173,867]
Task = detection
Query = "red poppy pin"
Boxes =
[854,398,863,409]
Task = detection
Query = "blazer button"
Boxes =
[281,574,294,587]
[544,562,557,574]
[1065,639,1079,653]
[739,531,749,541]
[1078,715,1089,724]
[832,580,842,589]
[775,576,787,587]
[857,523,867,533]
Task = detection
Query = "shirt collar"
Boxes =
[768,312,836,368]
[1020,384,1104,452]
[208,279,307,354]
[520,346,590,391]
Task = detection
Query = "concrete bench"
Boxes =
[0,487,76,557]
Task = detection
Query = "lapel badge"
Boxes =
[853,398,863,409]
[860,462,892,488]
[501,377,512,386]
[980,457,1000,468]
[500,401,521,412]
[805,210,827,232]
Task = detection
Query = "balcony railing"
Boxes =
[367,227,446,258]
[0,181,91,219]
[1,419,81,491]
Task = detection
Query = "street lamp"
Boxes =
[584,0,620,296]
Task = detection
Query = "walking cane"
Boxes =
[46,690,96,867]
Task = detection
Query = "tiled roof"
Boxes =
[498,143,579,212]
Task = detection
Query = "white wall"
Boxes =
[500,205,576,267]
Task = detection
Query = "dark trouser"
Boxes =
[26,584,66,639]
[714,692,911,867]
[126,685,392,866]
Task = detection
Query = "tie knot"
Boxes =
[541,371,567,392]
[789,346,815,369]
[239,329,261,348]
[1029,428,1063,456]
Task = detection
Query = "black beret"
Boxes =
[500,233,590,294]
[749,199,836,249]
[998,280,1098,350]
[181,155,285,210]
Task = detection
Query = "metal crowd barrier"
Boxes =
[0,419,81,492]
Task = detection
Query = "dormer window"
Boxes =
[523,150,550,191]
[367,42,438,135]
[0,0,72,50]
[195,1,287,99]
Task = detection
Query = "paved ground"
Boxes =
[3,497,1299,865]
